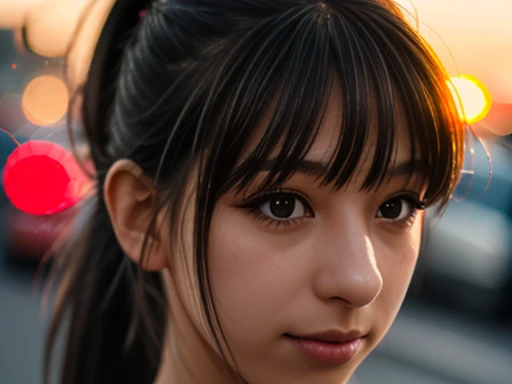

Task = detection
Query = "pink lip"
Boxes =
[285,331,365,365]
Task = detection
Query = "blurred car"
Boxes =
[3,202,81,262]
[419,135,512,315]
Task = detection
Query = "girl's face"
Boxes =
[161,89,426,384]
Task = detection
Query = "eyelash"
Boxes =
[239,189,426,231]
[239,188,314,230]
[377,193,426,230]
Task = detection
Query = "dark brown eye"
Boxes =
[376,195,423,221]
[378,198,404,219]
[260,193,307,220]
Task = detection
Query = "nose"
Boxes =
[313,216,383,308]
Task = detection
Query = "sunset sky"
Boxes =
[397,0,512,103]
[1,0,511,103]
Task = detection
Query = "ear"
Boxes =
[103,159,168,271]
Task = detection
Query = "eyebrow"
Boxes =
[259,158,426,179]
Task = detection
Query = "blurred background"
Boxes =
[1,1,512,383]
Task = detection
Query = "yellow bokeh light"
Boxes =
[448,75,492,124]
[22,75,69,126]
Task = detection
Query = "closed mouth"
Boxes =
[285,330,366,343]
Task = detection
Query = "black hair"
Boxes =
[45,1,464,383]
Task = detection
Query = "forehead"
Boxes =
[308,85,412,166]
[239,83,414,182]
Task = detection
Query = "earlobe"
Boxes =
[103,159,168,271]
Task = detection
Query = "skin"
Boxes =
[104,86,427,384]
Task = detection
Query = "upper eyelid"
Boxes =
[383,191,426,206]
[241,188,312,205]
[240,189,315,216]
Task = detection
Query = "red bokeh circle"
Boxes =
[2,140,88,215]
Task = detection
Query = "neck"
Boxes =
[154,272,238,384]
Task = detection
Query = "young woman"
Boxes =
[45,0,465,383]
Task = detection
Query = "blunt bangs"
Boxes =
[200,1,463,207]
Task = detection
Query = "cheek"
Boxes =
[371,217,424,334]
[207,207,306,340]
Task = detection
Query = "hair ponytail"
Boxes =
[82,0,152,169]
[45,196,161,384]
[45,1,163,384]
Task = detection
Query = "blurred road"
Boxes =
[0,258,51,384]
[1,254,511,384]
[356,300,512,384]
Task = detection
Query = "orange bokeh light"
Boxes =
[22,75,69,126]
[448,75,492,124]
